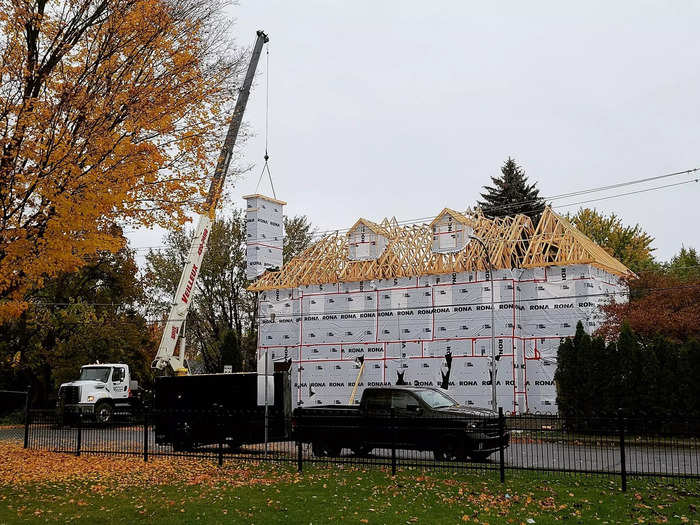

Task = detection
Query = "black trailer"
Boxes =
[154,372,291,451]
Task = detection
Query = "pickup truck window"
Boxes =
[364,390,391,414]
[79,367,111,383]
[414,389,458,409]
[391,391,416,410]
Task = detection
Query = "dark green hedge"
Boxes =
[555,322,700,420]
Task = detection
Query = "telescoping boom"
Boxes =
[152,30,269,373]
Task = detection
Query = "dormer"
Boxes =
[346,218,389,261]
[430,208,474,253]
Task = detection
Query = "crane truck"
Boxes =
[57,31,271,424]
[152,29,269,375]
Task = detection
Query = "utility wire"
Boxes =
[281,171,700,241]
[246,174,698,244]
[17,282,699,326]
[126,171,699,251]
[479,167,700,215]
[554,178,698,209]
[11,282,700,314]
[121,165,699,245]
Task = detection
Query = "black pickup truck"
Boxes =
[292,386,508,461]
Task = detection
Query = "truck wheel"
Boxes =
[434,437,465,461]
[94,401,113,424]
[351,443,373,457]
[173,439,193,452]
[468,450,492,462]
[311,441,326,457]
[312,441,341,457]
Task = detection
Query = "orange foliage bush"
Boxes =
[597,271,700,343]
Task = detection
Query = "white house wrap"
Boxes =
[243,194,286,281]
[249,207,630,414]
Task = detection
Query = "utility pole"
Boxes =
[470,235,497,412]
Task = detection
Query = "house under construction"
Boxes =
[248,206,631,414]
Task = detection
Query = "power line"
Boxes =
[126,175,698,253]
[64,166,700,267]
[9,283,699,321]
[285,170,700,241]
[122,165,698,247]
[553,178,698,209]
[480,167,699,215]
[251,283,699,321]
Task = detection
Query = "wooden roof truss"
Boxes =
[249,207,631,291]
[522,208,631,276]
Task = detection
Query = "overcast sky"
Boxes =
[130,0,699,262]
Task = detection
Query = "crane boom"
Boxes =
[152,30,269,372]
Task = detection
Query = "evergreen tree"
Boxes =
[478,158,545,222]
[218,329,244,373]
[599,339,620,416]
[555,322,585,417]
[665,246,700,281]
[554,336,575,416]
[556,322,700,422]
[583,333,610,417]
[678,339,700,416]
[615,323,638,413]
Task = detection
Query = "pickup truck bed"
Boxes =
[293,386,508,461]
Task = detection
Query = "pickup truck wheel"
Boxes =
[351,443,373,457]
[173,439,194,452]
[468,451,492,462]
[312,441,341,457]
[227,441,242,451]
[311,441,326,457]
[94,401,113,424]
[434,437,465,461]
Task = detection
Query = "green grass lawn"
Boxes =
[1,463,699,524]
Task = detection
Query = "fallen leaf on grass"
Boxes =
[0,442,294,491]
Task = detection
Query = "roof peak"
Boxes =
[249,206,631,291]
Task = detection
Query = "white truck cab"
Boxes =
[57,363,140,423]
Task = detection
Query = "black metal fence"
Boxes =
[19,404,700,491]
[0,389,31,446]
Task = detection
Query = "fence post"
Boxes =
[76,418,82,457]
[218,410,224,467]
[143,409,149,462]
[23,387,31,449]
[618,409,627,492]
[498,407,505,483]
[297,439,303,473]
[391,408,397,476]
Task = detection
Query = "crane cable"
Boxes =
[255,45,277,199]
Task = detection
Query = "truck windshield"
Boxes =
[414,389,458,409]
[79,367,111,382]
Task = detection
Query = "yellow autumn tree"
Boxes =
[0,0,242,320]
[568,208,656,273]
